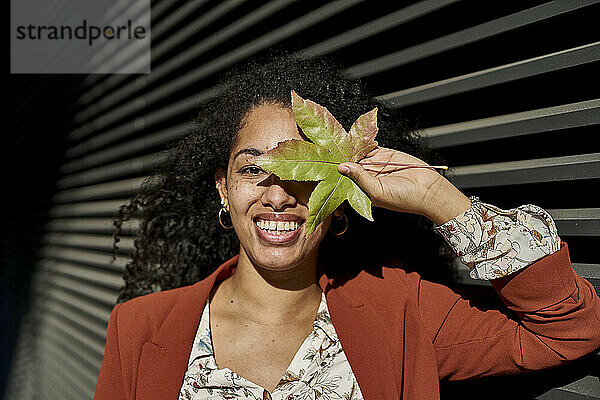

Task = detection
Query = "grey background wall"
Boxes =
[3,0,599,399]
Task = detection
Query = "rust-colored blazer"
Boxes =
[94,243,600,399]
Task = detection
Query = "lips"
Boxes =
[253,213,305,244]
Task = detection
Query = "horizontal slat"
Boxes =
[378,42,600,108]
[152,0,219,43]
[548,208,600,236]
[79,0,242,108]
[64,0,450,158]
[52,177,146,203]
[38,336,98,394]
[345,0,597,78]
[58,152,165,189]
[41,330,101,377]
[547,376,600,399]
[153,0,190,20]
[40,369,83,400]
[28,0,135,74]
[86,3,150,75]
[46,285,111,324]
[153,0,242,67]
[572,263,600,295]
[67,3,600,158]
[76,0,297,121]
[44,258,125,290]
[48,199,129,217]
[38,350,92,400]
[43,246,126,271]
[68,0,365,143]
[48,273,119,306]
[42,313,106,356]
[83,0,183,89]
[46,217,138,234]
[40,375,72,400]
[64,121,188,170]
[571,263,600,280]
[143,0,365,108]
[44,232,134,252]
[547,208,600,221]
[64,98,600,182]
[70,86,221,163]
[65,0,457,157]
[75,0,240,121]
[449,153,600,188]
[78,0,214,102]
[419,99,600,148]
[300,0,460,57]
[45,300,108,341]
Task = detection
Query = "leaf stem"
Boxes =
[359,162,448,170]
[260,158,448,170]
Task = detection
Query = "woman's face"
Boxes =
[215,102,336,272]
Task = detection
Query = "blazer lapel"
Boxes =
[135,256,239,400]
[135,258,399,399]
[319,268,401,399]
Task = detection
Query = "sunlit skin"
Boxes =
[214,103,337,294]
[211,102,332,392]
[210,102,471,392]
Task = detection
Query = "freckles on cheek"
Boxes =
[229,180,260,211]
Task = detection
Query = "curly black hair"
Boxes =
[113,50,456,304]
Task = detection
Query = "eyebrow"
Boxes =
[232,147,264,162]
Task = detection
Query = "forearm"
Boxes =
[419,175,471,226]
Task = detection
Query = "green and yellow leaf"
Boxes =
[255,91,378,235]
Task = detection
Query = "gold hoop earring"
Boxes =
[218,206,233,229]
[329,213,348,236]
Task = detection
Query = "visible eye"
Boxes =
[239,165,265,176]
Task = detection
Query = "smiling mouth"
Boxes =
[253,215,305,243]
[255,218,301,235]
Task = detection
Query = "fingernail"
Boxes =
[339,164,351,174]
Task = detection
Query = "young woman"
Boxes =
[94,53,600,400]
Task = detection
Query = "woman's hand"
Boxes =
[338,146,471,225]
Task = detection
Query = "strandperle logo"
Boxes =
[15,19,147,46]
[11,0,150,74]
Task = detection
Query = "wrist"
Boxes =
[421,178,471,225]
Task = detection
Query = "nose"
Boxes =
[260,175,297,211]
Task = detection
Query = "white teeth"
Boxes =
[255,219,300,232]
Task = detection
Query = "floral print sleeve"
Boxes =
[435,196,561,280]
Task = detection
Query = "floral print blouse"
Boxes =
[179,198,560,399]
[179,290,363,400]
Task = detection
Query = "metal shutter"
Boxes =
[5,1,599,399]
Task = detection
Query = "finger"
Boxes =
[364,147,380,158]
[338,162,380,195]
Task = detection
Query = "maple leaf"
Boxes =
[255,90,378,235]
